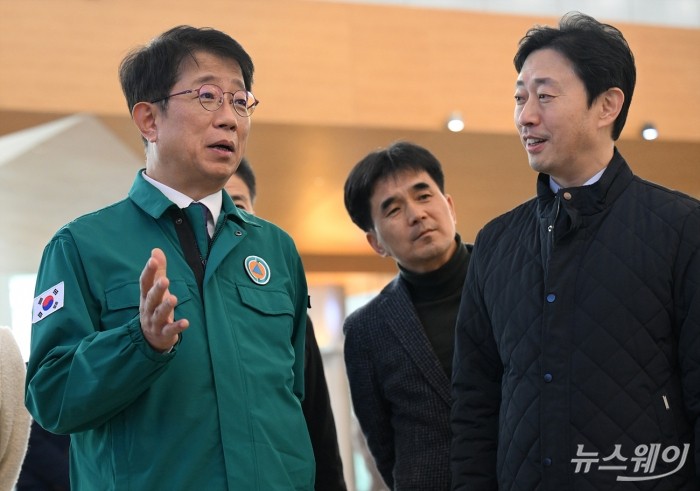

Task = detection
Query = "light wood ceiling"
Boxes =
[1,0,698,274]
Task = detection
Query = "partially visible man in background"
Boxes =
[16,420,70,491]
[226,158,347,491]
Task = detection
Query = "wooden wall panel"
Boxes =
[1,1,698,269]
[1,0,698,140]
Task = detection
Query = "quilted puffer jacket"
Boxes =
[452,149,700,490]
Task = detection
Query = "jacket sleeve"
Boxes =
[343,313,395,489]
[451,234,502,490]
[25,233,175,434]
[676,206,700,475]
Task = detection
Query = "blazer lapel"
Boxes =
[380,278,452,405]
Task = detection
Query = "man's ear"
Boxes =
[598,87,624,129]
[366,231,387,257]
[445,193,457,225]
[132,102,159,143]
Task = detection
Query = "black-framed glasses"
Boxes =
[150,84,260,117]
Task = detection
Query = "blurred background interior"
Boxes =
[1,1,698,489]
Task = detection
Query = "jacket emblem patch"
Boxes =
[244,256,271,285]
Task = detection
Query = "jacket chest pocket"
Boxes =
[104,280,192,329]
[237,284,295,316]
[234,284,296,351]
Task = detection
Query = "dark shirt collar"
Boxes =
[399,235,470,302]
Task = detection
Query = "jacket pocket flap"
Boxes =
[106,280,191,310]
[237,284,294,316]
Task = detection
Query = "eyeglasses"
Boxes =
[150,84,260,117]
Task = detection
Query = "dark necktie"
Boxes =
[184,202,210,257]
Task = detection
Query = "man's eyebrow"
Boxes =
[191,74,217,85]
[378,181,431,212]
[516,77,557,88]
[411,182,431,192]
[191,74,245,90]
[379,195,398,213]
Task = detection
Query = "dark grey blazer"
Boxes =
[343,276,452,490]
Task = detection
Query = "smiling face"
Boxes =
[136,51,250,200]
[367,170,457,273]
[514,48,616,187]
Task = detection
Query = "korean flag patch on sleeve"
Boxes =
[32,281,65,324]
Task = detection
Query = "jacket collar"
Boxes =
[536,147,634,217]
[128,170,260,228]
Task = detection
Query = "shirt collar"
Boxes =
[141,172,222,226]
[549,166,606,194]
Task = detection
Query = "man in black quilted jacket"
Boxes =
[451,12,700,490]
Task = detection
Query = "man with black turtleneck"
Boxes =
[342,141,471,491]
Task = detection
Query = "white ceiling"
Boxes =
[0,115,142,275]
[324,0,700,28]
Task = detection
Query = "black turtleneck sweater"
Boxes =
[399,236,472,377]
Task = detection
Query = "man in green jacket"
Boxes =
[25,26,315,490]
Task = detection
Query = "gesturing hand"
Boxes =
[139,248,190,352]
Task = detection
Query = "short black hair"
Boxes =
[119,25,254,117]
[514,12,635,140]
[234,157,257,203]
[344,141,445,232]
